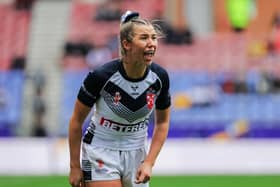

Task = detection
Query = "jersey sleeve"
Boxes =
[77,71,103,107]
[155,70,171,110]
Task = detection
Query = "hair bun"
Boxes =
[120,10,139,24]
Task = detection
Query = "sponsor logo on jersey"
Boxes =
[131,85,138,91]
[131,92,140,96]
[131,85,140,95]
[99,117,148,133]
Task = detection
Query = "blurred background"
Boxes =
[0,0,280,185]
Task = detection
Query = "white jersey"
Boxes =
[78,59,171,150]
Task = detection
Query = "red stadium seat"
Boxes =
[0,3,31,70]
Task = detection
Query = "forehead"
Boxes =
[133,24,156,35]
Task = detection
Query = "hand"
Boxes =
[69,167,84,187]
[135,161,152,184]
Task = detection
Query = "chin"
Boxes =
[144,58,153,64]
[145,60,152,65]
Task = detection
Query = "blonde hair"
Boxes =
[119,17,164,57]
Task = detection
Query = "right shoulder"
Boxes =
[78,59,121,107]
[85,58,121,82]
[89,58,121,79]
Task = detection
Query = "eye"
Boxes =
[140,36,148,40]
[152,35,157,40]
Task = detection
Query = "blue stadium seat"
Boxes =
[0,71,24,136]
[60,70,92,136]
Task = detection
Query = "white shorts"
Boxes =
[81,143,149,187]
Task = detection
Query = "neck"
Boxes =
[122,58,147,79]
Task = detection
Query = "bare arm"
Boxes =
[145,107,170,166]
[69,99,91,187]
[135,107,170,183]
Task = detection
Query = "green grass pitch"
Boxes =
[0,175,279,187]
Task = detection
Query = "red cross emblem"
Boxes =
[146,92,155,109]
[96,159,104,168]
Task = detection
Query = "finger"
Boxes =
[135,177,141,184]
[135,173,146,184]
[70,180,81,187]
[81,180,85,187]
[135,169,141,180]
[135,175,150,184]
[142,176,150,183]
[69,181,76,187]
[73,182,79,187]
[134,175,141,183]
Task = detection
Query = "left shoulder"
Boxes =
[149,62,169,78]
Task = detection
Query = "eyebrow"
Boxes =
[134,33,157,36]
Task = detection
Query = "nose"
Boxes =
[147,37,156,47]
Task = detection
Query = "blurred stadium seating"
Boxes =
[0,0,32,136]
[0,0,280,138]
[0,2,31,70]
[0,71,25,136]
[59,0,280,138]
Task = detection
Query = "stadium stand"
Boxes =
[0,0,32,136]
[0,71,25,136]
[59,0,280,138]
[0,1,31,70]
[64,1,280,73]
[1,0,280,138]
[60,70,92,136]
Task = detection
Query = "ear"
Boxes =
[122,39,131,51]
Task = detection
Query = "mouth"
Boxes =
[143,50,155,58]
